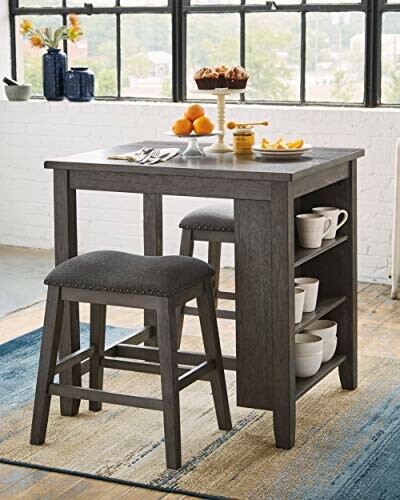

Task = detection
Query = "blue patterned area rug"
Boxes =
[1,325,399,499]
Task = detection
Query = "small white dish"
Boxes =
[253,144,312,160]
[295,351,323,378]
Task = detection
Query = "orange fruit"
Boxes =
[172,118,193,136]
[193,116,214,135]
[184,104,205,122]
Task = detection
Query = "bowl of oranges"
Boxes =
[166,105,221,158]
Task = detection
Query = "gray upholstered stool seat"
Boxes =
[45,250,214,297]
[179,203,234,232]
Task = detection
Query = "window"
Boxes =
[7,0,395,106]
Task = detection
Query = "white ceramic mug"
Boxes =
[294,287,305,324]
[294,277,319,313]
[296,213,333,249]
[312,206,348,240]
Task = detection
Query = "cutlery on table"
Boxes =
[135,147,153,163]
[148,149,180,165]
[139,148,160,164]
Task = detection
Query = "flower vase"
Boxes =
[42,48,66,101]
[64,67,95,102]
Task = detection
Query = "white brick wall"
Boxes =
[0,99,398,283]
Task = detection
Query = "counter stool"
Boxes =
[178,203,235,345]
[30,250,232,470]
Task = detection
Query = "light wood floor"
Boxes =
[0,273,397,499]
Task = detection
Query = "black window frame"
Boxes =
[7,0,393,107]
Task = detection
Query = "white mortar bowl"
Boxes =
[303,319,337,341]
[295,351,323,378]
[5,84,32,101]
[295,333,323,355]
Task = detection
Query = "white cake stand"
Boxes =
[165,131,222,158]
[195,87,252,153]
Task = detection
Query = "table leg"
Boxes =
[338,161,357,390]
[143,193,163,347]
[54,170,81,416]
[235,183,296,449]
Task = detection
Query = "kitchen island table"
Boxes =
[45,141,364,449]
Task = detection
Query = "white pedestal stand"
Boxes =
[195,88,251,153]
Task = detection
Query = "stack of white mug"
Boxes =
[296,206,348,249]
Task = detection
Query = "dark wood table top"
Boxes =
[45,141,365,182]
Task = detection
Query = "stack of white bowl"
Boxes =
[295,320,338,378]
[304,320,338,363]
[295,334,323,377]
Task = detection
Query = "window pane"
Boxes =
[121,14,172,98]
[381,13,400,104]
[186,13,240,99]
[307,0,360,3]
[121,0,168,5]
[67,0,115,6]
[15,15,62,95]
[19,0,61,6]
[67,15,117,97]
[306,12,365,103]
[246,13,301,101]
[191,1,241,5]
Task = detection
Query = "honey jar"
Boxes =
[232,125,255,154]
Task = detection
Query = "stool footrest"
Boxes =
[184,305,236,320]
[216,291,236,301]
[55,346,95,375]
[178,360,216,391]
[101,357,200,378]
[48,383,163,411]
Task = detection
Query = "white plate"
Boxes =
[165,131,222,138]
[253,143,312,159]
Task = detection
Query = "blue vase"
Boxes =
[64,67,95,102]
[42,48,66,101]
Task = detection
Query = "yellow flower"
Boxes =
[20,19,33,35]
[29,34,45,49]
[68,25,82,42]
[68,14,80,27]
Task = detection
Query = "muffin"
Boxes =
[194,67,219,90]
[214,65,229,88]
[225,65,249,89]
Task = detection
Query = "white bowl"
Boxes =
[295,333,323,355]
[322,337,338,363]
[304,320,337,341]
[295,351,323,378]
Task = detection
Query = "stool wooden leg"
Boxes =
[89,304,106,411]
[208,241,222,307]
[157,300,181,469]
[31,287,64,445]
[197,281,232,431]
[177,229,194,348]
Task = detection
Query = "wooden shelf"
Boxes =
[295,296,347,333]
[296,354,346,400]
[295,235,348,268]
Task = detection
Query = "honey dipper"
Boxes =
[226,120,269,129]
